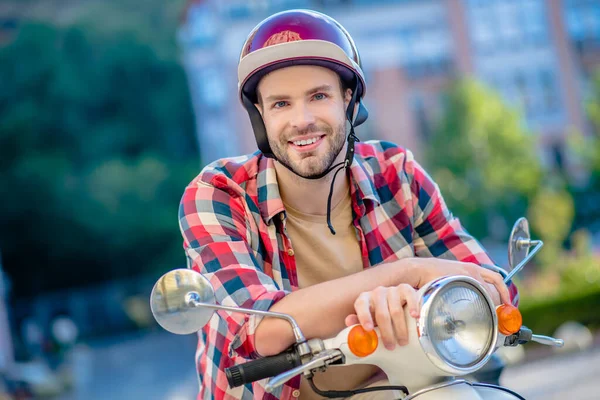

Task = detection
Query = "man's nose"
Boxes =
[290,103,316,131]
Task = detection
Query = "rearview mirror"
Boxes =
[150,268,216,334]
[507,217,531,271]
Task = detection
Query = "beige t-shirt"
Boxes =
[283,194,394,399]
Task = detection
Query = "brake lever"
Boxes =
[265,349,344,393]
[531,334,564,347]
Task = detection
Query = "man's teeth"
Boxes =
[293,137,319,146]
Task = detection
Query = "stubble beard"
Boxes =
[270,122,347,179]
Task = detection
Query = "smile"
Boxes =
[293,137,319,146]
[288,135,325,152]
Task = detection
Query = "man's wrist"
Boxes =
[389,258,420,288]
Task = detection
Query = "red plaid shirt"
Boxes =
[179,141,519,400]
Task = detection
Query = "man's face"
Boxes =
[256,65,351,179]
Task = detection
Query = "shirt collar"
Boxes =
[257,152,381,224]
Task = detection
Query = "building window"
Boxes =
[538,69,560,114]
[395,19,452,79]
[467,0,548,54]
[564,0,600,52]
[486,68,563,125]
[515,71,531,114]
[410,94,432,141]
[521,0,548,45]
[197,68,227,109]
[180,5,217,46]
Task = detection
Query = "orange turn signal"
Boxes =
[347,325,378,357]
[496,304,522,335]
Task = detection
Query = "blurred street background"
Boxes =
[1,0,599,399]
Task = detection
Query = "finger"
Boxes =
[463,263,487,285]
[345,314,359,327]
[465,264,511,305]
[354,292,374,331]
[373,287,395,350]
[402,285,420,319]
[388,287,408,346]
[480,269,511,304]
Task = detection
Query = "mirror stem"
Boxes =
[504,240,544,284]
[185,293,307,343]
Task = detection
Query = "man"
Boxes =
[179,9,518,400]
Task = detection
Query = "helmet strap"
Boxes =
[325,83,363,235]
[242,93,276,158]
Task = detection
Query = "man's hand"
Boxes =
[409,258,511,305]
[345,284,419,351]
[345,258,511,351]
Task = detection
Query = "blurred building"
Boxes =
[0,251,14,374]
[179,0,600,172]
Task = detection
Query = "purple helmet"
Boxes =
[238,9,367,103]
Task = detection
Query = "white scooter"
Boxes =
[150,218,564,399]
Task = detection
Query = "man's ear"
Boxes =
[344,88,353,107]
[255,102,264,117]
[344,89,359,121]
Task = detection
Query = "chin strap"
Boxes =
[324,82,365,235]
[325,129,359,234]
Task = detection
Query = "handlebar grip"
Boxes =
[225,349,302,388]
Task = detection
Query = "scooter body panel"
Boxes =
[406,381,524,400]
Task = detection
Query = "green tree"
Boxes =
[584,69,600,174]
[424,79,542,242]
[568,68,600,237]
[0,15,199,297]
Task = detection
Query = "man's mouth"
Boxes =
[288,135,325,152]
[292,137,319,146]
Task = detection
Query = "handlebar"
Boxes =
[504,326,563,348]
[531,334,564,347]
[225,349,302,388]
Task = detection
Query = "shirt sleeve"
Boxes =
[179,177,290,359]
[406,152,519,306]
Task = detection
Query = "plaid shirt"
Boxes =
[179,141,519,400]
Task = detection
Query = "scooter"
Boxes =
[150,217,564,399]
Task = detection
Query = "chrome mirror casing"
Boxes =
[150,268,216,334]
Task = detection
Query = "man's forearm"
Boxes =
[254,258,417,356]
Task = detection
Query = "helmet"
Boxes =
[238,9,367,103]
[237,9,368,159]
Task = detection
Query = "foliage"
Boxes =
[0,10,199,298]
[583,69,600,174]
[519,286,600,335]
[527,186,575,266]
[515,228,600,333]
[424,79,543,241]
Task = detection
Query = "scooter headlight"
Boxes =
[418,276,498,375]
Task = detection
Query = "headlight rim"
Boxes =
[417,275,498,376]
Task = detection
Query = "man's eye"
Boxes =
[313,93,327,100]
[273,101,287,108]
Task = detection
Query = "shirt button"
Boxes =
[292,389,300,398]
[287,248,295,256]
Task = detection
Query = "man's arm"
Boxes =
[406,152,519,306]
[254,258,419,356]
[180,178,290,359]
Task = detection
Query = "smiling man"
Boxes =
[178,9,518,400]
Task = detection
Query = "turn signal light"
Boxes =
[348,325,378,357]
[496,304,522,335]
